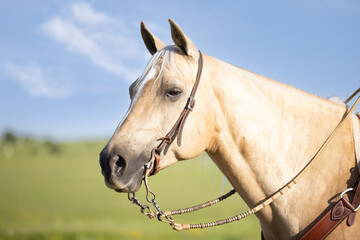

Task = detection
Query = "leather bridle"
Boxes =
[127,50,207,229]
[145,50,203,176]
[126,48,360,235]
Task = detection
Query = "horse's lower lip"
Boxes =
[105,163,145,193]
[115,188,129,193]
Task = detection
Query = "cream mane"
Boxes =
[131,46,186,99]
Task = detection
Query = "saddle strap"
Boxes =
[299,178,360,240]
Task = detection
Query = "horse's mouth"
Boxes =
[104,177,134,193]
[105,179,136,193]
[104,166,145,193]
[111,182,141,193]
[115,188,130,193]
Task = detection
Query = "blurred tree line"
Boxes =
[1,130,61,158]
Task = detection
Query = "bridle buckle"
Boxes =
[145,161,152,169]
[340,188,360,212]
[185,96,195,111]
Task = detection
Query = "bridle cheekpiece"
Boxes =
[145,50,203,176]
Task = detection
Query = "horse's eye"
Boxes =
[166,88,182,98]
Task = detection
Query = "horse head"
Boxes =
[99,19,215,193]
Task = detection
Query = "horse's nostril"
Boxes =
[113,155,126,175]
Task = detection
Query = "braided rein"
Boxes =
[127,172,242,231]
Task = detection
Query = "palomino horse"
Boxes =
[99,19,360,239]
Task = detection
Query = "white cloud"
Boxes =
[4,63,72,97]
[5,2,152,98]
[41,2,146,82]
[71,2,112,26]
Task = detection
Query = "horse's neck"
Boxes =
[204,55,353,238]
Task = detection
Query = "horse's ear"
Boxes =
[141,21,166,55]
[168,19,199,60]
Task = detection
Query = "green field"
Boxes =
[0,139,260,240]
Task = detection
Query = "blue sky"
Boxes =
[1,0,359,140]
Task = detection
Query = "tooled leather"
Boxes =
[299,178,360,240]
[299,206,339,240]
[299,198,354,240]
[331,198,354,221]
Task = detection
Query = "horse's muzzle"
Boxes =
[99,148,143,193]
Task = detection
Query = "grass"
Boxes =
[0,140,260,239]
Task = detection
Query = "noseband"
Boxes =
[145,50,203,176]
